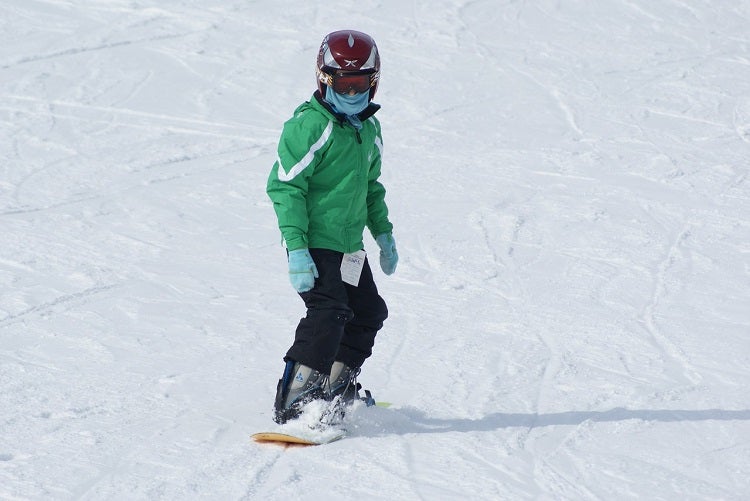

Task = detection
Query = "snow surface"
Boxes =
[2,0,750,499]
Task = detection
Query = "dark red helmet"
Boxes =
[316,30,380,101]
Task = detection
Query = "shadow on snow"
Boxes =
[359,407,750,436]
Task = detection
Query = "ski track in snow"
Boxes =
[2,0,750,499]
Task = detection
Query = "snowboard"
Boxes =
[251,430,346,447]
[252,401,391,447]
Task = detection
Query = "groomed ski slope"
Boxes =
[1,1,749,499]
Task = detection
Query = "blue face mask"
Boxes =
[325,86,370,117]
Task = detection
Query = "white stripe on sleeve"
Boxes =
[277,121,333,182]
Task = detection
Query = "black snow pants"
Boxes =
[285,248,388,374]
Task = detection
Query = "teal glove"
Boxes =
[375,233,398,275]
[288,249,319,293]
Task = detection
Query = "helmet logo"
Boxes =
[344,59,358,67]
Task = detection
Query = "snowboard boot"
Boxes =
[329,361,376,407]
[273,361,330,424]
[329,361,361,403]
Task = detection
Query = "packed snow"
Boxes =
[1,0,749,499]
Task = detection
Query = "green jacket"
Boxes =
[267,92,393,253]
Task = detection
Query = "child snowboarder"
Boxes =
[266,30,398,424]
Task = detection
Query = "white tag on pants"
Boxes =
[340,250,367,286]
